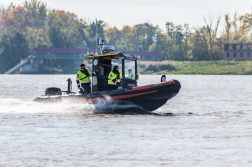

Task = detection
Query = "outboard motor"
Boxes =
[45,87,62,96]
[44,78,73,96]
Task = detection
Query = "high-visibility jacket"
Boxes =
[128,73,139,80]
[108,71,122,85]
[76,69,92,85]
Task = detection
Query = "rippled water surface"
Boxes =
[1,75,252,166]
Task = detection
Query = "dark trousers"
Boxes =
[81,83,91,94]
[107,84,118,91]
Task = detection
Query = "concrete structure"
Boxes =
[5,56,33,74]
[5,48,163,74]
[224,43,252,60]
[20,57,44,73]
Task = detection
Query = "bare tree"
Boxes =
[0,5,7,31]
[203,12,221,60]
[224,14,231,43]
[231,12,250,43]
[0,5,7,19]
[184,24,189,60]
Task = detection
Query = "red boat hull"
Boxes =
[33,80,181,113]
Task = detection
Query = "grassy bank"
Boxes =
[17,60,252,75]
[138,61,252,75]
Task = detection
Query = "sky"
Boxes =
[2,0,252,31]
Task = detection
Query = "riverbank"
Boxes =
[16,60,252,75]
[138,61,252,75]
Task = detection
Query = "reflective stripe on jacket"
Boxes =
[76,69,92,83]
[108,71,122,85]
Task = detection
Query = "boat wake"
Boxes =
[151,107,199,116]
[0,98,195,116]
[152,112,199,116]
[93,98,146,114]
[0,98,94,114]
[0,98,145,115]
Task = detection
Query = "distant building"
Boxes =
[5,48,163,74]
[224,43,252,60]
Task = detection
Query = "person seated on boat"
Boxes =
[127,69,139,80]
[161,75,166,82]
[76,63,98,94]
[107,65,122,91]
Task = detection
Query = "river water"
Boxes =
[0,75,252,166]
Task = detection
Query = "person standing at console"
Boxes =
[76,64,98,94]
[107,65,122,91]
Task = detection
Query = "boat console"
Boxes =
[86,38,139,92]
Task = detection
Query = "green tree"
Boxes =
[148,28,169,61]
[0,26,30,73]
[47,13,64,48]
[84,20,106,49]
[104,27,122,49]
[188,27,209,60]
[131,23,157,52]
[23,0,47,29]
[120,25,135,51]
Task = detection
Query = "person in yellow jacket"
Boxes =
[127,69,139,80]
[107,65,122,91]
[76,64,98,94]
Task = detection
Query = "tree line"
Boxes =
[1,0,252,73]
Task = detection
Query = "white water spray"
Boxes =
[0,97,144,115]
[0,98,94,114]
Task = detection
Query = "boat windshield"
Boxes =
[125,59,136,80]
[111,58,122,74]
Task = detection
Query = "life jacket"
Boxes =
[108,71,122,85]
[128,73,139,80]
[76,69,91,83]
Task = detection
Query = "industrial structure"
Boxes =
[224,43,252,60]
[4,48,162,74]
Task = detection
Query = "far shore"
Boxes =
[6,60,252,75]
[138,60,252,75]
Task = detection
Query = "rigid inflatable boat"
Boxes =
[33,39,181,113]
